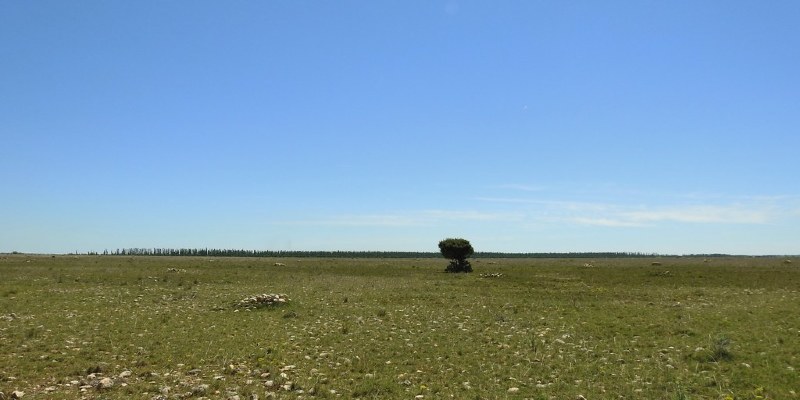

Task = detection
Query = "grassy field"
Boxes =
[0,255,798,399]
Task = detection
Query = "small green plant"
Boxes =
[692,334,734,363]
[24,327,38,339]
[711,335,733,361]
[672,382,692,400]
[351,378,398,397]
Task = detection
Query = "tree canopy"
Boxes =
[439,238,474,273]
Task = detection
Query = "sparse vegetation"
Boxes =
[0,255,798,399]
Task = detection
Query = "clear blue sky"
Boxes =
[2,1,798,255]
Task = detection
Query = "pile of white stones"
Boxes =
[1,313,18,321]
[234,293,289,310]
[479,273,504,278]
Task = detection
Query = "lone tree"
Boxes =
[439,238,474,273]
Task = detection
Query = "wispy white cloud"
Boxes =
[569,217,646,228]
[563,203,779,227]
[476,197,611,211]
[478,189,798,228]
[281,192,799,230]
[620,205,770,224]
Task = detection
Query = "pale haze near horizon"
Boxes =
[1,1,799,255]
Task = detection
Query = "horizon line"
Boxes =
[3,249,797,258]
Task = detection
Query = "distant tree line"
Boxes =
[90,248,734,258]
[103,248,441,258]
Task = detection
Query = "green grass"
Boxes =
[0,255,798,399]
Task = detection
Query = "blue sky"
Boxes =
[2,1,798,255]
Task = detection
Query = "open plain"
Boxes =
[0,255,798,399]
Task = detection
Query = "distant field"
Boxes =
[1,255,798,399]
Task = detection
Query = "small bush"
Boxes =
[711,335,733,361]
[691,334,734,363]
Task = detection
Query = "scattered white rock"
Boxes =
[98,378,114,390]
[235,294,289,309]
[11,391,25,399]
[1,313,18,321]
[507,387,519,393]
[191,384,209,396]
[118,370,132,378]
